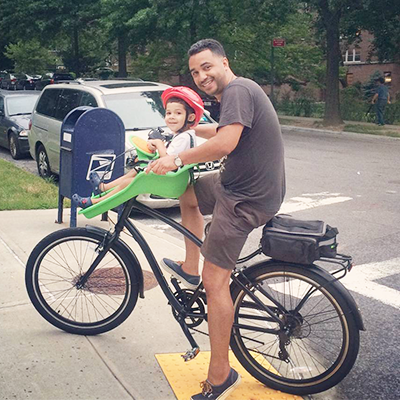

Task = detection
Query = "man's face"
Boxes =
[189,49,229,99]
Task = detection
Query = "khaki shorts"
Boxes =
[194,173,275,270]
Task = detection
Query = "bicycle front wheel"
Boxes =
[230,262,360,395]
[26,228,140,335]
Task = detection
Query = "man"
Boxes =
[372,77,391,126]
[147,39,285,400]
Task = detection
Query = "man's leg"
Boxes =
[376,102,385,125]
[202,260,233,384]
[179,185,204,276]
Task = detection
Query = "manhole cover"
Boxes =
[84,268,158,295]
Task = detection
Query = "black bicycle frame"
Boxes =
[79,198,289,352]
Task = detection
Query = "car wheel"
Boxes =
[36,145,53,179]
[9,132,23,160]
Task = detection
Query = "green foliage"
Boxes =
[5,40,55,74]
[361,70,383,101]
[277,88,325,118]
[384,103,400,125]
[340,85,367,121]
[356,0,400,62]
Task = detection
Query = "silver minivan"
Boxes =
[28,80,218,208]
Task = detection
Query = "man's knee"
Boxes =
[202,261,231,294]
[180,186,199,211]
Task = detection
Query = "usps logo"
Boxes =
[86,154,116,181]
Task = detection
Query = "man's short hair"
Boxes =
[376,77,385,84]
[188,39,226,58]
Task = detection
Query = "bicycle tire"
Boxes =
[230,261,360,395]
[25,228,140,335]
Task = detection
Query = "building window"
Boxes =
[384,72,392,84]
[343,49,361,63]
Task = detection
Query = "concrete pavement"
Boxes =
[0,208,207,400]
[0,208,303,400]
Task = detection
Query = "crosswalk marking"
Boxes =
[342,258,400,310]
[147,192,353,230]
[279,192,352,214]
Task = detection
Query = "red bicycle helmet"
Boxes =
[161,86,204,127]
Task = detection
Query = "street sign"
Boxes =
[272,38,286,47]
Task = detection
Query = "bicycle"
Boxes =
[25,143,364,396]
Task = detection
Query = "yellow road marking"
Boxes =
[156,351,302,400]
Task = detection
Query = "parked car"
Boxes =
[35,72,74,90]
[28,80,219,208]
[0,71,8,86]
[15,73,42,90]
[0,73,17,90]
[0,91,40,159]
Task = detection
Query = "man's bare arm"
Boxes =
[180,123,243,164]
[146,123,244,175]
[194,123,218,139]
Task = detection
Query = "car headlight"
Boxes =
[19,130,28,137]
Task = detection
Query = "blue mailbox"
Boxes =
[57,106,125,227]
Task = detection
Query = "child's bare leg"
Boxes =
[92,175,137,204]
[102,169,137,192]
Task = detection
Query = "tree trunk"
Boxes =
[318,1,343,126]
[117,35,127,78]
[73,25,80,77]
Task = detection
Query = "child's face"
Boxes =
[165,102,193,133]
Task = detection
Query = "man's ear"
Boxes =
[188,113,196,122]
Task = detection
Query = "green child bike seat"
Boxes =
[79,136,196,219]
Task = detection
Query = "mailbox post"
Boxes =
[57,106,125,227]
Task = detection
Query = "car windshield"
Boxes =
[7,96,38,116]
[102,91,167,130]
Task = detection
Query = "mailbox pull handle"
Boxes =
[60,146,72,152]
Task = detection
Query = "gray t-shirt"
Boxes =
[218,77,285,213]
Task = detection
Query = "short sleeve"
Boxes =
[166,131,195,155]
[218,83,254,129]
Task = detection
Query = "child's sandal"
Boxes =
[89,172,104,196]
[72,194,93,209]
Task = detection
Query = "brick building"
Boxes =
[343,31,399,97]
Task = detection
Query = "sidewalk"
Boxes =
[279,115,400,137]
[0,209,302,400]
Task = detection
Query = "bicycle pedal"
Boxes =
[181,347,200,362]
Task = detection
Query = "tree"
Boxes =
[5,40,56,74]
[299,0,371,126]
[0,0,105,76]
[129,0,300,85]
[358,0,400,62]
[101,0,153,78]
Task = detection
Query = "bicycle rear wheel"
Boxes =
[25,228,140,335]
[230,262,359,395]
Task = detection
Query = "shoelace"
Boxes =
[200,380,213,396]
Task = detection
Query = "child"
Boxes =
[72,86,204,208]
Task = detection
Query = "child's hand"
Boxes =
[147,140,158,153]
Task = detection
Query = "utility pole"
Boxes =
[270,38,286,106]
[270,43,275,105]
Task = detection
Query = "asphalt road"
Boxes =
[1,127,400,400]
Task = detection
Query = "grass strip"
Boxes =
[0,159,61,210]
[343,124,400,138]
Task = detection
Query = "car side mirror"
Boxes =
[0,109,4,117]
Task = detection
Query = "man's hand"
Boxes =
[146,154,176,175]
